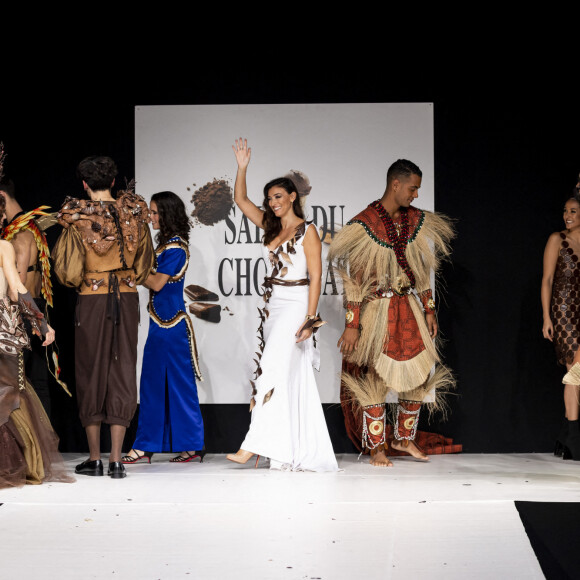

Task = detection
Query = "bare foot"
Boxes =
[391,439,429,461]
[369,448,393,467]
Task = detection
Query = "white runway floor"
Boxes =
[1,453,579,579]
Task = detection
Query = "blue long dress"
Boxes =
[133,236,204,452]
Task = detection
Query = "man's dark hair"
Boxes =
[76,156,118,191]
[0,177,16,199]
[386,159,422,186]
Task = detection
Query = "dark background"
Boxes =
[2,62,579,455]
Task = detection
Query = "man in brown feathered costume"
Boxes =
[328,159,455,467]
[53,156,154,479]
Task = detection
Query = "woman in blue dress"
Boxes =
[122,191,205,464]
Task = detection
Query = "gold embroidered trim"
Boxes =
[155,238,189,282]
[149,308,203,381]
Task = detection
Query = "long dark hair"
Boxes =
[262,177,304,246]
[150,191,192,245]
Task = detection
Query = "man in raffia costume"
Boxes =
[52,156,154,479]
[328,159,455,467]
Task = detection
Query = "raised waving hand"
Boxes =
[232,138,251,168]
[232,138,264,228]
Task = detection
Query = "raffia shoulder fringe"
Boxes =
[328,209,455,297]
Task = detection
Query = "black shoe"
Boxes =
[108,461,127,479]
[75,458,104,476]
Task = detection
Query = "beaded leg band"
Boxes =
[362,403,386,450]
[394,400,421,441]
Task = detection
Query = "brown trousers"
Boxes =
[74,293,139,427]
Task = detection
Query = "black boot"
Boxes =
[563,420,580,461]
[555,419,568,457]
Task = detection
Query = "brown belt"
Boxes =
[366,284,412,302]
[261,276,309,306]
[264,276,309,288]
[80,268,137,295]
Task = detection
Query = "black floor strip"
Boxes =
[515,501,580,580]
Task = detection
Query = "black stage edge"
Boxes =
[515,501,580,580]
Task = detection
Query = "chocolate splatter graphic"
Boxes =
[190,179,234,226]
[284,169,311,197]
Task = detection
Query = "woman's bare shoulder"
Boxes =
[0,239,14,253]
[547,231,565,245]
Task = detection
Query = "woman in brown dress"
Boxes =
[0,191,72,488]
[542,181,580,460]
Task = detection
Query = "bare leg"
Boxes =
[85,423,101,461]
[560,359,580,459]
[564,352,580,421]
[109,424,126,463]
[565,360,572,419]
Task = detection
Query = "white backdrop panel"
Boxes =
[135,103,434,403]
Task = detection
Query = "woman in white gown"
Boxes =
[226,139,338,472]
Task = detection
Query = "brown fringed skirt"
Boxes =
[0,377,74,489]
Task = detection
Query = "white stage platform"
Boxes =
[1,453,578,579]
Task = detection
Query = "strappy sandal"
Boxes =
[169,450,206,463]
[121,450,153,464]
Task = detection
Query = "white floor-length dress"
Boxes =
[240,223,339,472]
